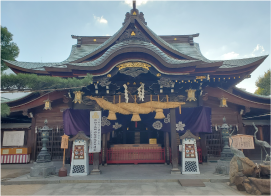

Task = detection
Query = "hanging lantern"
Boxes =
[185,89,197,102]
[131,113,141,121]
[43,99,52,110]
[107,110,117,120]
[154,109,165,119]
[219,97,228,107]
[73,91,84,104]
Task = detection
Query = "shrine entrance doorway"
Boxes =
[106,121,167,164]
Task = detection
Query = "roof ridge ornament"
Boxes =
[122,0,147,25]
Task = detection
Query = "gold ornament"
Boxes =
[219,97,228,107]
[117,62,151,70]
[185,89,197,102]
[73,91,84,104]
[131,31,136,36]
[43,99,52,110]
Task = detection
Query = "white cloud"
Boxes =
[221,52,239,60]
[250,44,265,57]
[124,0,149,7]
[93,15,108,24]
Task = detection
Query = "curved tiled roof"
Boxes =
[233,87,271,99]
[219,55,268,68]
[4,44,101,71]
[68,41,199,67]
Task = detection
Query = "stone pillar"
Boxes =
[91,153,101,174]
[170,108,181,174]
[237,114,245,134]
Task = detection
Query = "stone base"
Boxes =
[58,167,67,177]
[91,169,101,175]
[214,160,230,175]
[30,162,56,178]
[171,168,181,174]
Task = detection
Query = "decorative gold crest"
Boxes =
[133,11,137,15]
[107,74,111,77]
[117,62,151,70]
[73,91,84,104]
[93,39,96,42]
[131,31,136,36]
[174,38,177,40]
[196,76,206,80]
[156,73,161,77]
[185,89,197,102]
[92,112,99,119]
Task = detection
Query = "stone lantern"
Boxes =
[214,117,234,175]
[30,119,56,178]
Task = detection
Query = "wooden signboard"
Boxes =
[229,134,254,149]
[3,131,25,146]
[61,134,69,149]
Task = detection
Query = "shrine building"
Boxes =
[1,2,270,168]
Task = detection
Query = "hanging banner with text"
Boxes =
[89,111,101,153]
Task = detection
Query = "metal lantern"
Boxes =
[220,97,228,107]
[43,99,52,110]
[36,119,52,163]
[220,117,234,161]
[73,91,84,104]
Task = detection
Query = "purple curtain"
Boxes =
[63,106,212,136]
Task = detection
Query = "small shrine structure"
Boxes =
[180,130,200,174]
[70,131,90,176]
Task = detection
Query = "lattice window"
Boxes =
[72,165,85,173]
[205,127,222,159]
[184,161,197,172]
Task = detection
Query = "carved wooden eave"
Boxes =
[203,86,271,110]
[179,130,199,140]
[8,91,68,113]
[70,131,90,141]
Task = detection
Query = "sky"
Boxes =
[1,0,270,100]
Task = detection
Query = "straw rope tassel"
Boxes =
[154,94,165,119]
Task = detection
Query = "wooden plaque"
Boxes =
[185,144,196,158]
[229,134,254,149]
[74,145,84,159]
[61,134,69,149]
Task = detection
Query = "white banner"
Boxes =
[89,111,101,153]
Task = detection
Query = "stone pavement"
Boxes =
[2,182,250,195]
[2,161,231,184]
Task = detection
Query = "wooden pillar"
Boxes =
[258,126,264,141]
[31,115,37,161]
[102,133,106,165]
[170,108,181,174]
[164,132,170,164]
[91,153,101,174]
[237,114,245,134]
[199,133,207,162]
[123,127,127,144]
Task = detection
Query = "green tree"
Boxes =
[254,70,270,96]
[1,26,20,71]
[1,103,10,117]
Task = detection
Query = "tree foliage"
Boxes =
[254,70,270,96]
[1,73,93,92]
[1,26,20,71]
[1,103,10,117]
